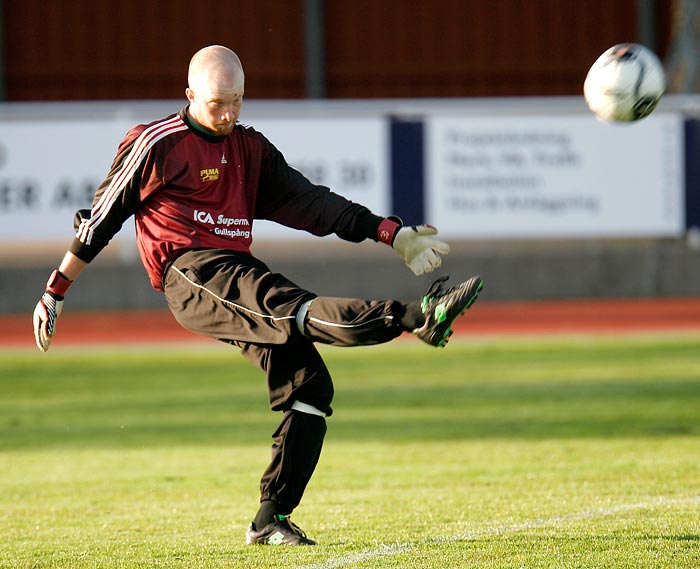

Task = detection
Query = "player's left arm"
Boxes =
[255,139,449,275]
[378,219,450,276]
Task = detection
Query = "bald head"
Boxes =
[185,45,245,135]
[188,45,245,93]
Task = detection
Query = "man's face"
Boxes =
[186,79,244,136]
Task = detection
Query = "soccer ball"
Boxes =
[583,43,666,123]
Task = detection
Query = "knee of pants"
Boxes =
[259,339,335,415]
[290,371,334,417]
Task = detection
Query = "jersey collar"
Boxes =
[179,106,229,142]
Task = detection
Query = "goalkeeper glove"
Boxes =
[33,270,72,352]
[377,218,450,276]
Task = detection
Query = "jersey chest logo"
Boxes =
[200,167,220,182]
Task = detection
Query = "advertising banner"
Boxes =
[0,105,685,248]
[0,119,134,245]
[425,113,684,238]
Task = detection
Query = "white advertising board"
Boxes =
[425,113,684,238]
[0,119,135,245]
[0,114,388,244]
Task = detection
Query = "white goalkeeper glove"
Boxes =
[393,225,450,276]
[376,217,450,276]
[32,270,72,352]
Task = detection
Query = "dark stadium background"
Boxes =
[1,0,673,101]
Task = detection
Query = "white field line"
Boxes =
[296,495,700,569]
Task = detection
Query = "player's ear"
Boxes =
[185,88,195,103]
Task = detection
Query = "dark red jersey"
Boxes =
[70,107,383,290]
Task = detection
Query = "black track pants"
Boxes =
[162,249,406,512]
[164,250,405,349]
[258,409,327,514]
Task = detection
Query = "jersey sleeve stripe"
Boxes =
[89,116,185,226]
[76,116,188,245]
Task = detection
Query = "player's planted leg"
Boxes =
[246,407,325,545]
[234,340,332,545]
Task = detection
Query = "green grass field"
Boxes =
[1,334,699,568]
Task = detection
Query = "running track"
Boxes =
[5,298,700,348]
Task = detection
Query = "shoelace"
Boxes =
[425,275,450,299]
[279,516,308,538]
[288,519,308,538]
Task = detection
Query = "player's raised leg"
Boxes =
[301,275,483,349]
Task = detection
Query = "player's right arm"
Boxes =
[32,252,87,352]
[32,125,148,352]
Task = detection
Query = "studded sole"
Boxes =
[437,278,483,347]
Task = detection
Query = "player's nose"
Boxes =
[221,104,236,122]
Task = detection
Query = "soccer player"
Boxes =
[32,45,482,545]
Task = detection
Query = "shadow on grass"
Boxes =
[2,377,698,450]
[2,344,699,450]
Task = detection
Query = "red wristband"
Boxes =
[377,218,401,246]
[46,270,73,297]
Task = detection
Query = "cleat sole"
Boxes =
[436,278,483,347]
[415,276,483,347]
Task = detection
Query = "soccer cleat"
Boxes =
[245,515,316,546]
[413,275,483,347]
